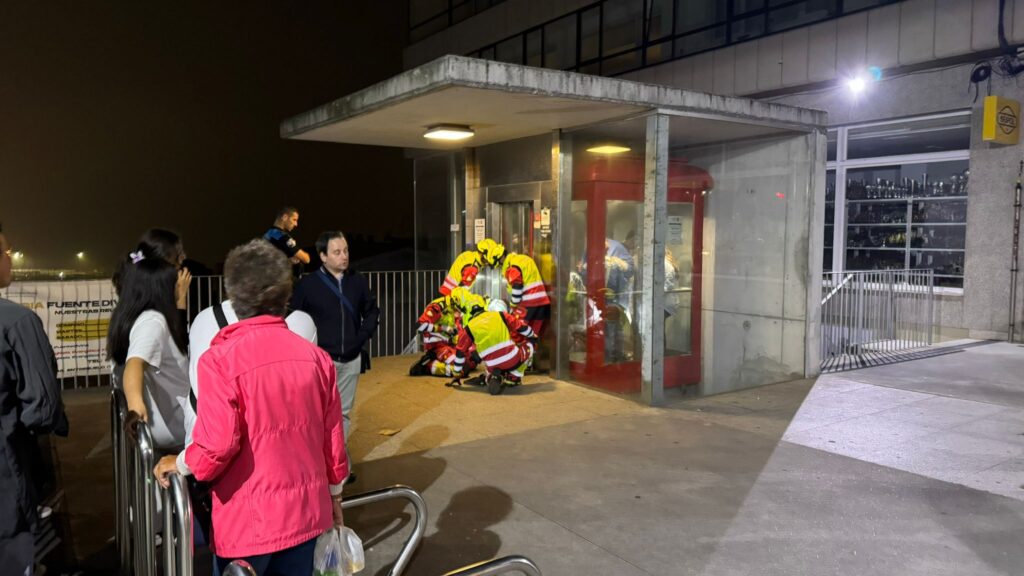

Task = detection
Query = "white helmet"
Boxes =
[487,299,509,314]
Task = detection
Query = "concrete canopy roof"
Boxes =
[280,55,826,150]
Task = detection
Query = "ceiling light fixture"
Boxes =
[586,145,631,154]
[423,124,475,141]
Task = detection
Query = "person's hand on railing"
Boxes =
[153,454,180,489]
[124,408,147,443]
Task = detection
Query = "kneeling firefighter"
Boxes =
[409,287,486,377]
[451,298,537,395]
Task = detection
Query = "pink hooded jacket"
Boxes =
[185,315,348,558]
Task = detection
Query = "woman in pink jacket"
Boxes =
[184,240,348,575]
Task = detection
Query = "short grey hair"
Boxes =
[224,239,292,319]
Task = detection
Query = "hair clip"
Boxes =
[130,251,145,264]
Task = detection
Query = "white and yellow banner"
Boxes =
[2,280,117,378]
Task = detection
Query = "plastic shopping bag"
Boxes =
[314,527,364,576]
[339,526,365,574]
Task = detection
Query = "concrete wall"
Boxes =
[688,133,818,394]
[621,0,1024,97]
[407,0,1024,98]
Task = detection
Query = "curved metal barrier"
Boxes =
[162,473,193,576]
[110,388,131,574]
[442,555,542,576]
[132,417,157,576]
[111,387,194,576]
[342,485,428,576]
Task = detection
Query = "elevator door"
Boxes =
[493,202,534,257]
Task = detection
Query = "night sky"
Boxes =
[0,2,413,274]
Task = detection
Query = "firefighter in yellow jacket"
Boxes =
[451,299,536,395]
[439,249,483,296]
[409,288,485,377]
[477,238,551,337]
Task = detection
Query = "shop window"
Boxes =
[847,115,971,160]
[824,170,835,271]
[827,113,970,288]
[544,15,577,70]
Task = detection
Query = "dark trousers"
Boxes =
[213,536,317,576]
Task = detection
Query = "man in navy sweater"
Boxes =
[290,231,379,460]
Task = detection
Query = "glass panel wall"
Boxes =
[558,113,818,400]
[561,117,648,394]
[671,115,817,395]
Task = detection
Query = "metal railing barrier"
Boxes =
[820,269,935,372]
[112,387,193,576]
[131,414,157,576]
[162,473,194,576]
[342,485,428,576]
[190,271,446,358]
[442,555,543,576]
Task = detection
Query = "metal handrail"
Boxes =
[342,485,427,576]
[162,474,193,576]
[821,272,855,306]
[110,388,131,574]
[442,555,542,576]
[133,421,157,576]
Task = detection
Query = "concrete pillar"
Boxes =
[555,131,574,382]
[640,114,669,406]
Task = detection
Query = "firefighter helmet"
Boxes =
[477,238,506,267]
[448,287,487,317]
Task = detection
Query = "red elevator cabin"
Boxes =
[569,156,712,394]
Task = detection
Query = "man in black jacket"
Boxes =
[0,225,67,575]
[290,231,379,454]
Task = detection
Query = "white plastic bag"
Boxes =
[313,527,364,576]
[339,526,365,574]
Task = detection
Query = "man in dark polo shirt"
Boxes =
[263,206,310,267]
[290,231,379,470]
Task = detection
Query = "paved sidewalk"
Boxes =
[49,342,1024,575]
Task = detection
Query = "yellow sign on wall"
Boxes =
[983,95,1020,145]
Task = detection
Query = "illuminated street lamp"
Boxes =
[76,251,85,259]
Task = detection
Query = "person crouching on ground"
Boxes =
[183,240,348,575]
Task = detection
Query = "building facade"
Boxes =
[405,0,1024,342]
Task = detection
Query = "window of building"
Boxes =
[826,113,971,288]
[674,0,727,35]
[454,0,901,78]
[544,15,577,70]
[602,0,644,58]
